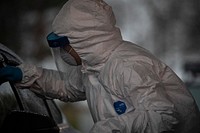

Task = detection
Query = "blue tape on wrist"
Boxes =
[114,101,127,115]
[47,32,70,48]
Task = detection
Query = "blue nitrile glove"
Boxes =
[0,66,22,84]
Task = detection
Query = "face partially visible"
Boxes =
[46,32,82,66]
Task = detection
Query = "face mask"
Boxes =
[60,47,78,66]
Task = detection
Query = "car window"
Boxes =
[0,43,63,125]
[0,82,19,127]
[17,89,63,124]
[17,89,50,115]
[0,82,63,126]
[187,84,200,109]
[46,100,63,124]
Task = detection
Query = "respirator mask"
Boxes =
[60,45,78,66]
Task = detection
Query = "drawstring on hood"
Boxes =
[52,0,122,72]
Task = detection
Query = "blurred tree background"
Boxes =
[0,0,67,63]
[1,0,200,75]
[108,0,200,78]
[1,0,200,132]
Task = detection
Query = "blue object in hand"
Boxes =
[0,66,22,84]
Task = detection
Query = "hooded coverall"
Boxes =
[16,0,200,132]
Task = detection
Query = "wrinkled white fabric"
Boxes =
[16,0,200,133]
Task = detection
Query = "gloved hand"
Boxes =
[0,66,22,84]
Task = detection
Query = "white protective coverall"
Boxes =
[16,0,200,132]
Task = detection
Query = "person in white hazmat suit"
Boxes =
[0,0,200,132]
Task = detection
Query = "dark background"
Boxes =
[1,0,200,65]
[1,0,200,132]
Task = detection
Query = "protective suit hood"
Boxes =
[52,0,122,72]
